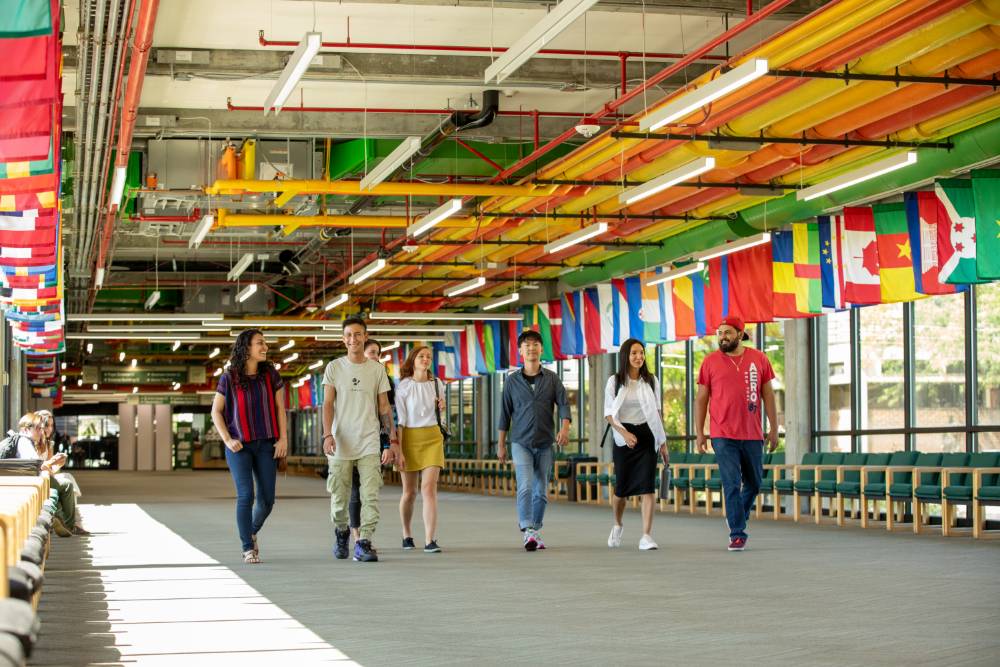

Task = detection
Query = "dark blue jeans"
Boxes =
[225,438,278,551]
[712,438,763,539]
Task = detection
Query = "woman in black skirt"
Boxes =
[603,338,669,550]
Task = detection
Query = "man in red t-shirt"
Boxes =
[695,315,779,552]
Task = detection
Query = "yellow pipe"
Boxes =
[206,179,549,199]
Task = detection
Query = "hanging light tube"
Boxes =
[483,292,520,310]
[283,352,299,364]
[349,258,387,285]
[361,136,422,190]
[645,262,706,287]
[264,32,323,114]
[639,59,770,132]
[543,222,608,255]
[796,151,918,201]
[171,340,181,351]
[109,166,127,211]
[69,313,224,322]
[118,351,126,362]
[280,340,295,351]
[382,341,401,352]
[408,198,463,238]
[95,268,105,290]
[484,0,600,84]
[208,347,221,359]
[619,157,716,206]
[213,368,223,377]
[324,293,349,311]
[131,358,138,368]
[236,283,258,303]
[86,343,93,354]
[369,311,523,321]
[144,290,161,311]
[307,359,324,370]
[313,335,446,343]
[695,232,772,261]
[189,214,215,249]
[446,276,486,297]
[227,253,255,281]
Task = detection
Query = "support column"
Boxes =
[587,354,613,461]
[154,404,173,471]
[783,319,812,465]
[118,403,137,471]
[136,404,155,471]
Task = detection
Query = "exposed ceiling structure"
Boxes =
[57,0,1000,399]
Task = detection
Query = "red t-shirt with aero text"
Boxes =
[697,347,775,440]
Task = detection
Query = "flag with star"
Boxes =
[903,191,963,295]
[971,169,1000,280]
[934,179,985,284]
[873,202,922,303]
[817,216,845,310]
[841,207,882,304]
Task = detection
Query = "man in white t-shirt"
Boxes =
[322,316,403,562]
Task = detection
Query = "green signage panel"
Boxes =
[100,368,189,385]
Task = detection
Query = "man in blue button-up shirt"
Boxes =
[497,329,571,552]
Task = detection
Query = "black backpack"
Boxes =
[0,431,25,459]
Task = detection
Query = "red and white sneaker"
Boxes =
[728,537,747,551]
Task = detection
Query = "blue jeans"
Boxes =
[225,438,278,551]
[712,438,763,539]
[512,442,553,531]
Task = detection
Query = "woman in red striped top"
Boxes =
[211,329,288,564]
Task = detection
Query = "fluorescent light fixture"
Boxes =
[236,283,258,303]
[483,292,520,310]
[66,334,204,341]
[280,340,295,351]
[118,351,126,362]
[61,374,66,381]
[132,386,138,394]
[361,136,422,190]
[368,324,464,333]
[208,347,221,359]
[639,59,770,132]
[172,340,181,351]
[213,368,222,377]
[313,335,446,343]
[408,198,463,237]
[484,0,600,84]
[543,222,608,254]
[380,354,391,363]
[796,151,918,201]
[446,276,486,297]
[201,318,329,328]
[695,232,772,261]
[69,313,224,322]
[189,214,215,249]
[228,253,254,281]
[144,290,161,310]
[349,258,387,285]
[264,32,322,114]
[77,378,83,386]
[382,341,401,352]
[619,157,716,205]
[86,343,93,354]
[645,262,706,287]
[307,360,323,370]
[109,166,127,210]
[61,362,67,370]
[86,325,214,334]
[95,268,105,290]
[224,360,231,369]
[369,311,523,321]
[283,352,299,364]
[92,383,98,391]
[131,358,137,368]
[324,293,349,311]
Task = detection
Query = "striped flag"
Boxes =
[873,202,922,303]
[672,273,706,339]
[559,291,584,356]
[596,283,616,352]
[903,192,962,296]
[818,216,846,310]
[582,287,604,355]
[793,222,823,313]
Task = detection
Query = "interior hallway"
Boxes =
[32,471,1000,666]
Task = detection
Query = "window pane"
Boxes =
[859,303,905,433]
[861,434,906,454]
[816,309,851,432]
[659,341,687,440]
[818,435,851,453]
[692,335,715,437]
[978,282,1000,435]
[561,360,581,446]
[764,322,785,433]
[914,292,965,434]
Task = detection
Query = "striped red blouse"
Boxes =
[215,366,285,442]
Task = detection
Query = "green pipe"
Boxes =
[564,115,1000,289]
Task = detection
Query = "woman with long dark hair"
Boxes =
[211,329,288,563]
[603,338,669,551]
[395,345,446,553]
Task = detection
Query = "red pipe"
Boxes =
[258,30,728,63]
[454,138,503,173]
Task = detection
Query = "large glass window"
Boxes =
[763,322,786,434]
[914,292,966,452]
[659,341,687,441]
[858,303,905,452]
[978,282,1000,451]
[692,335,716,438]
[817,309,852,437]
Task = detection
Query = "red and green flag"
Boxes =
[933,179,984,284]
[972,169,1000,280]
[873,202,921,303]
[792,222,823,313]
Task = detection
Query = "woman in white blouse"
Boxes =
[604,338,669,551]
[395,345,447,553]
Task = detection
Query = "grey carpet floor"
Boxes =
[31,471,1000,666]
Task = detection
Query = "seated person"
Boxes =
[14,413,87,537]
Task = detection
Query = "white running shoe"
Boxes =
[608,524,623,548]
[639,534,658,550]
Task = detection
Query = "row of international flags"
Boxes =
[0,1,65,403]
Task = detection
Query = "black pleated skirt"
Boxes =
[612,422,656,497]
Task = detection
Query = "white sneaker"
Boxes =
[639,534,658,550]
[608,524,623,548]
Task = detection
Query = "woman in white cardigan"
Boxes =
[604,338,669,550]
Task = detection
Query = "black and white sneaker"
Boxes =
[402,537,416,550]
[424,540,441,553]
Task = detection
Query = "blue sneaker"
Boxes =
[354,538,379,562]
[334,528,350,560]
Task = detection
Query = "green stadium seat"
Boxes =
[860,450,919,528]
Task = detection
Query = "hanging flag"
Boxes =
[582,287,604,354]
[0,0,53,38]
[903,192,962,295]
[559,291,583,356]
[672,273,706,338]
[772,230,807,317]
[972,169,1000,280]
[472,323,488,374]
[507,319,522,366]
[638,272,663,344]
[793,222,823,313]
[841,207,882,304]
[611,277,642,345]
[493,321,509,370]
[0,34,49,80]
[703,257,730,329]
[0,224,55,248]
[934,179,984,284]
[596,283,616,352]
[817,216,846,310]
[548,298,565,360]
[873,202,922,303]
[460,327,473,377]
[727,241,774,322]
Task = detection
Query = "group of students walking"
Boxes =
[212,313,779,562]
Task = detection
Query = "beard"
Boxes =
[718,338,740,353]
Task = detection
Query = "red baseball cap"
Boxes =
[718,315,745,333]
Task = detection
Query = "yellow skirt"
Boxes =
[400,425,445,472]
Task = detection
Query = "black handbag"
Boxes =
[433,378,452,440]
